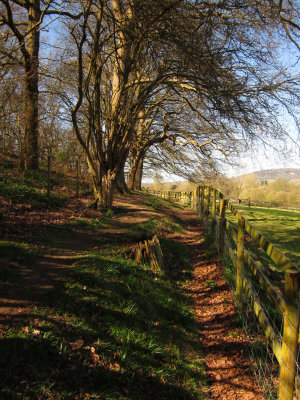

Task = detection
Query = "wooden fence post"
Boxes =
[200,187,205,221]
[203,187,207,220]
[278,272,300,400]
[236,218,245,306]
[218,198,226,256]
[196,186,201,216]
[203,187,207,221]
[76,159,79,198]
[205,186,211,221]
[191,189,195,210]
[198,187,202,219]
[211,188,216,233]
[47,155,51,208]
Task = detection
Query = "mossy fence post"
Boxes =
[47,155,51,208]
[192,188,196,211]
[203,187,207,221]
[236,218,245,306]
[211,188,216,233]
[196,186,201,216]
[76,159,79,198]
[218,198,226,256]
[200,187,205,221]
[278,272,299,400]
[204,186,210,222]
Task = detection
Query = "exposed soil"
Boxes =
[0,193,266,399]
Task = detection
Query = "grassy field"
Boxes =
[229,205,300,266]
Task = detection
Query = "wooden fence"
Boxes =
[231,198,300,211]
[147,187,300,400]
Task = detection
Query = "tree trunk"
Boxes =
[128,152,144,191]
[24,1,40,170]
[127,166,135,191]
[133,156,143,190]
[115,165,129,193]
[90,170,116,210]
[101,172,115,209]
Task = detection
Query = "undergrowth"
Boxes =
[0,170,68,207]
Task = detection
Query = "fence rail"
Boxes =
[146,187,300,400]
[231,198,300,211]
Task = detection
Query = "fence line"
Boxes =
[146,187,300,400]
[231,198,300,211]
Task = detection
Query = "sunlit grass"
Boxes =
[142,194,185,211]
[128,216,185,241]
[0,170,68,207]
[226,206,300,266]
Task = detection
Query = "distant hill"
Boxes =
[240,168,300,182]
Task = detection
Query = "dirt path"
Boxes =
[0,192,160,327]
[0,193,266,398]
[170,207,266,400]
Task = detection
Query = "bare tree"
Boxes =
[61,0,299,208]
[0,0,82,170]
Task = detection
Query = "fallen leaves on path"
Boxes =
[170,209,266,400]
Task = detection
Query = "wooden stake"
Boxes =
[218,198,226,256]
[212,188,216,220]
[47,155,51,208]
[278,272,299,400]
[200,187,204,221]
[236,218,245,306]
[211,188,216,233]
[205,186,211,221]
[76,159,79,198]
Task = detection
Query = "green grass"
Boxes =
[0,247,206,399]
[142,195,184,211]
[128,216,185,241]
[0,171,68,207]
[68,212,114,231]
[227,205,300,266]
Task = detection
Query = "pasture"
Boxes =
[230,205,300,266]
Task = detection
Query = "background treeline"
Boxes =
[146,169,300,208]
[231,175,300,208]
[1,1,300,209]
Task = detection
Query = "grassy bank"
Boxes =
[0,241,205,399]
[0,165,206,399]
